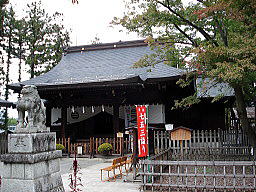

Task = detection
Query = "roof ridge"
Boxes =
[66,39,147,53]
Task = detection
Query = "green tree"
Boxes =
[24,1,70,78]
[12,19,27,84]
[0,0,8,89]
[113,0,256,146]
[0,1,69,129]
[2,6,15,129]
[0,0,8,35]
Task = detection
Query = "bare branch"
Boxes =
[157,0,219,46]
[214,17,228,46]
[173,23,199,47]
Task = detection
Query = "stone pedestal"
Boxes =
[1,132,64,192]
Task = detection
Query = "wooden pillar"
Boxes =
[46,106,51,128]
[113,104,120,134]
[61,106,67,138]
[120,137,124,156]
[132,128,138,158]
[89,137,95,158]
[254,101,256,128]
[132,127,139,180]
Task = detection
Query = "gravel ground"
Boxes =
[62,162,140,192]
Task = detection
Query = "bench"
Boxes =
[100,156,128,181]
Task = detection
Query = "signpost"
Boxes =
[170,126,192,157]
[117,132,124,156]
[170,126,192,183]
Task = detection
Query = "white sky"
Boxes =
[6,0,141,118]
[9,0,141,45]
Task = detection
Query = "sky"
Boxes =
[9,0,141,45]
[7,0,142,118]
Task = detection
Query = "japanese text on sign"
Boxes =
[136,106,148,157]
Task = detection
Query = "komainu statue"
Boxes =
[16,85,48,133]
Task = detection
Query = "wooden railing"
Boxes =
[154,129,250,154]
[170,146,253,161]
[0,134,8,155]
[56,136,132,156]
[139,160,256,191]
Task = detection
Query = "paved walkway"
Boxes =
[59,157,105,175]
[0,158,140,192]
[61,161,140,192]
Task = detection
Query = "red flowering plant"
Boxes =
[69,152,83,192]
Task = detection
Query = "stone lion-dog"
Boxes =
[16,85,48,133]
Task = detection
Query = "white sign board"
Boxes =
[117,132,123,138]
[77,146,83,155]
[165,124,173,131]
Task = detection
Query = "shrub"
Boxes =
[56,144,65,151]
[98,143,112,155]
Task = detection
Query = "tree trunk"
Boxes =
[31,51,35,78]
[233,85,256,147]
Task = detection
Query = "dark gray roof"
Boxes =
[9,40,185,90]
[0,98,16,108]
[196,78,234,97]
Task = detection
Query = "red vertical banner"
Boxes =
[136,105,148,157]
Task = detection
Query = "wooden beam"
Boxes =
[46,106,51,127]
[113,104,120,134]
[61,106,67,138]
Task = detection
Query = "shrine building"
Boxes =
[8,40,234,141]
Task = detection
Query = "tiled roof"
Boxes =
[9,40,184,90]
[196,78,234,97]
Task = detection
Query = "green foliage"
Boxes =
[56,144,65,151]
[2,6,16,129]
[7,117,17,126]
[114,0,256,145]
[12,19,27,83]
[0,0,8,35]
[0,1,70,127]
[98,143,113,154]
[24,1,70,78]
[113,0,256,105]
[173,94,200,110]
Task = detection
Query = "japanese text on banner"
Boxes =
[136,106,148,157]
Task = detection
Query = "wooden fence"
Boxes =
[56,137,132,156]
[0,134,8,155]
[154,129,250,154]
[139,129,255,192]
[140,159,256,191]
